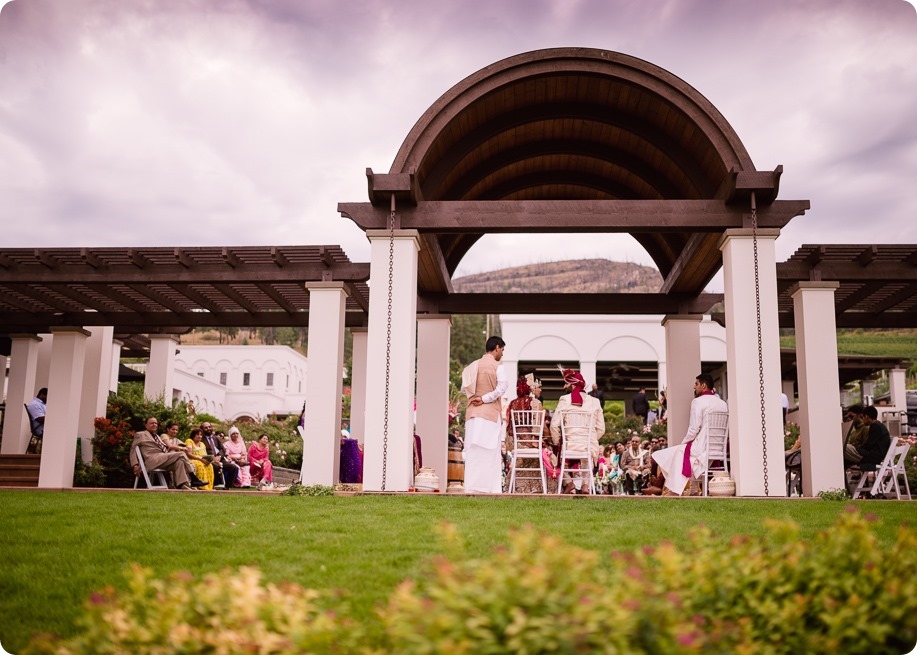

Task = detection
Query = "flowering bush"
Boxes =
[784,421,801,450]
[24,565,361,655]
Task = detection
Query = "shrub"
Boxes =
[282,482,335,496]
[784,421,801,450]
[382,511,917,654]
[72,439,106,488]
[24,565,361,655]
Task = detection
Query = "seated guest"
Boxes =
[248,434,274,489]
[223,426,251,488]
[652,373,728,496]
[160,421,191,454]
[550,368,605,494]
[620,435,650,494]
[848,406,891,472]
[26,388,48,438]
[200,422,239,490]
[843,405,870,466]
[130,417,206,490]
[184,428,215,490]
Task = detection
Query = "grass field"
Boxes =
[780,329,917,364]
[1,491,915,653]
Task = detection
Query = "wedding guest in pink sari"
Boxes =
[248,434,274,488]
[224,426,251,488]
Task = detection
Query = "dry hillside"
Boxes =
[453,259,662,293]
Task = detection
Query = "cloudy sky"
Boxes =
[1,0,915,287]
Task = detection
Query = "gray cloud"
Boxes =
[0,0,915,285]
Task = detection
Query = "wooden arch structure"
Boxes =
[340,47,809,308]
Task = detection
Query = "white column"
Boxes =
[35,333,53,391]
[720,228,785,496]
[109,340,123,393]
[415,315,452,492]
[579,360,597,390]
[1,335,42,454]
[501,359,519,402]
[363,229,420,491]
[791,282,844,496]
[888,368,907,413]
[77,326,115,463]
[350,328,368,444]
[861,380,876,405]
[39,327,89,488]
[144,335,179,403]
[301,282,348,486]
[657,360,668,398]
[662,315,702,447]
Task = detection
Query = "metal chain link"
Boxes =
[751,192,770,496]
[381,195,395,491]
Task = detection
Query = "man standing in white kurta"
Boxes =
[652,373,727,496]
[461,336,508,493]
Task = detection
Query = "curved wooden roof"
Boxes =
[388,48,762,277]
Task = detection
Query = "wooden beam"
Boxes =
[0,310,368,330]
[270,247,290,268]
[339,199,810,233]
[777,261,917,282]
[869,287,916,314]
[80,248,106,270]
[420,292,723,315]
[128,248,152,269]
[174,248,195,269]
[212,283,260,314]
[170,283,226,313]
[255,283,300,314]
[343,282,369,314]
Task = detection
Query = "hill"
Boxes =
[452,259,662,293]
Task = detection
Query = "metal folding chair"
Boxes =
[133,446,169,490]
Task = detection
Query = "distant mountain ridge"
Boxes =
[452,259,662,293]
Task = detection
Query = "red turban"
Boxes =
[516,376,532,398]
[561,368,586,406]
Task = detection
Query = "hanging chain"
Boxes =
[381,194,395,491]
[751,191,769,496]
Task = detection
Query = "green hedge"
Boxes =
[25,510,917,654]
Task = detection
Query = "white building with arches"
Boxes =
[499,314,728,404]
[173,345,307,422]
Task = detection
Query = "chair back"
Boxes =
[706,411,729,466]
[559,410,595,455]
[510,409,546,452]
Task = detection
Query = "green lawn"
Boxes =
[780,329,917,364]
[1,491,915,652]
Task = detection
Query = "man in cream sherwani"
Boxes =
[461,336,508,493]
[652,373,727,496]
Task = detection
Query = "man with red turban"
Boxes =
[550,368,605,493]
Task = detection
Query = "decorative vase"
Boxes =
[414,467,440,492]
[707,471,736,497]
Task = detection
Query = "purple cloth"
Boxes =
[682,440,694,478]
[340,438,363,483]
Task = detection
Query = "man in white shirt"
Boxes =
[26,388,48,438]
[462,336,508,493]
[652,373,728,496]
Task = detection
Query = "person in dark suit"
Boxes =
[588,383,606,409]
[632,388,650,425]
[200,422,239,489]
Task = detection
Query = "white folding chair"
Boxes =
[852,440,911,500]
[556,410,597,495]
[133,447,169,490]
[508,409,547,493]
[702,411,730,497]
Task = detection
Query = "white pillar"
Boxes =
[35,333,53,391]
[720,228,785,497]
[145,335,178,403]
[791,282,844,496]
[301,283,347,486]
[1,335,42,454]
[657,360,668,398]
[77,326,115,463]
[39,327,89,488]
[350,328,368,444]
[888,368,907,413]
[416,315,451,492]
[501,359,519,402]
[363,229,420,491]
[861,380,875,405]
[579,360,597,390]
[109,340,123,393]
[662,315,702,447]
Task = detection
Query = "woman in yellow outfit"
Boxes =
[184,427,214,490]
